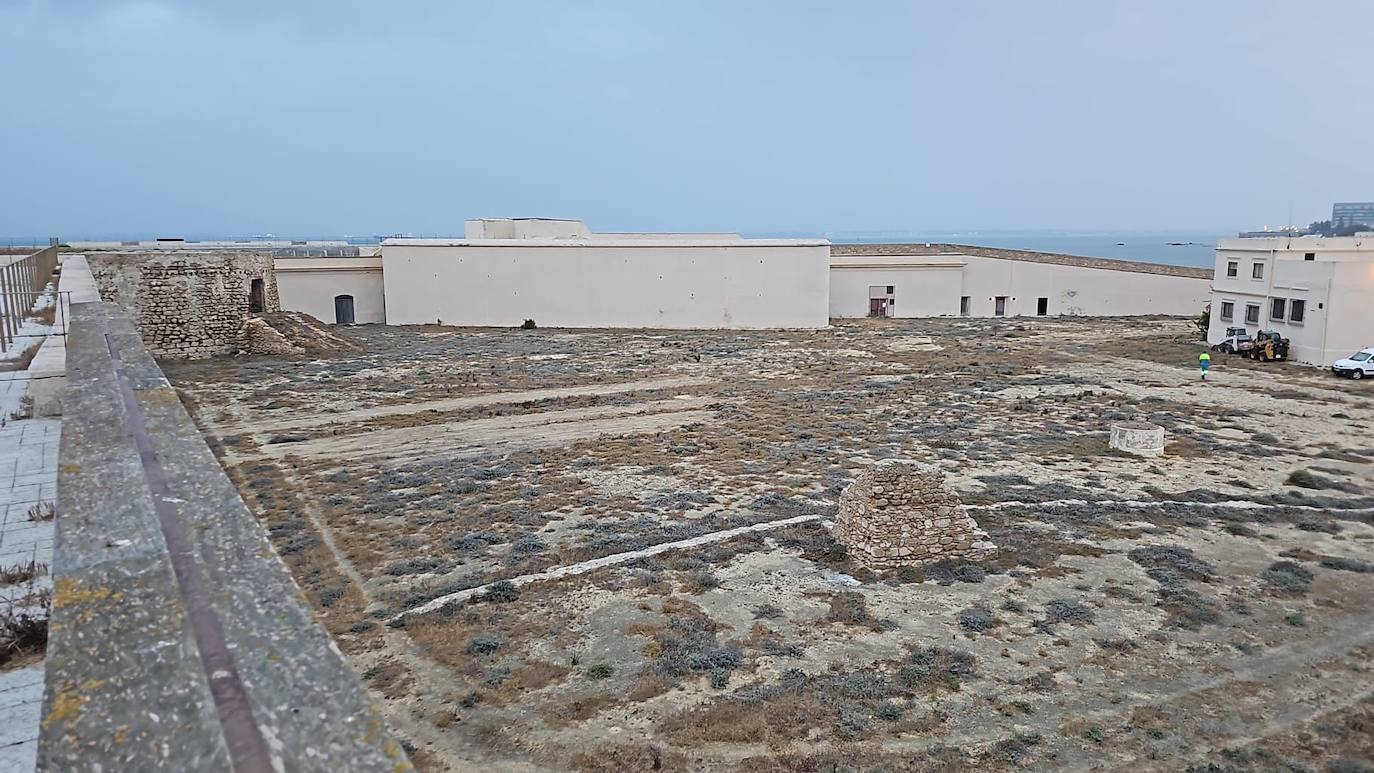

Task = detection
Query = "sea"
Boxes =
[779,231,1224,269]
[7,229,1226,269]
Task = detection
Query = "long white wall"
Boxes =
[275,257,386,324]
[830,254,1211,319]
[382,240,830,329]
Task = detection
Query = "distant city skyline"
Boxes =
[1,1,1371,237]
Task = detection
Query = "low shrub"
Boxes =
[958,606,999,634]
[1260,561,1313,593]
[1043,598,1095,625]
[467,635,502,656]
[1320,556,1374,573]
[482,580,520,603]
[383,556,445,576]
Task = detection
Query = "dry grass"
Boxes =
[26,502,54,523]
[0,560,46,586]
[1,598,50,667]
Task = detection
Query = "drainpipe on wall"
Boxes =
[1319,272,1332,367]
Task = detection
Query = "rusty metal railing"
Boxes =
[0,246,60,353]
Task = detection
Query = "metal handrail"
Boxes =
[0,246,61,353]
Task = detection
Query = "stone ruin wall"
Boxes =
[87,252,280,359]
[834,464,995,570]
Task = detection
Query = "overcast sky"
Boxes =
[1,0,1371,238]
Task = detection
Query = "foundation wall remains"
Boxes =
[86,251,280,359]
[834,464,994,569]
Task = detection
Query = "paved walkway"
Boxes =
[0,372,59,773]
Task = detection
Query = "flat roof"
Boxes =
[382,237,829,248]
[830,243,1212,279]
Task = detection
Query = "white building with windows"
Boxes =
[1206,236,1374,366]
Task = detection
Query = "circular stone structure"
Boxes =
[833,463,995,570]
[1109,421,1166,457]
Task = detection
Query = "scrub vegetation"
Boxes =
[166,316,1374,772]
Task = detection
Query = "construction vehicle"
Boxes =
[1213,327,1254,354]
[1247,330,1290,362]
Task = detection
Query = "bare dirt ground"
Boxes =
[163,317,1374,772]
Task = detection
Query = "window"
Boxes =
[959,296,970,316]
[1245,303,1260,325]
[248,278,265,313]
[885,285,894,295]
[1289,299,1305,323]
[1036,297,1049,316]
[1219,301,1234,320]
[1226,261,1238,277]
[1270,298,1286,320]
[1304,252,1315,261]
[1251,262,1264,279]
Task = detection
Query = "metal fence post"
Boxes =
[0,264,11,353]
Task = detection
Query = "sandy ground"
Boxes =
[164,316,1374,772]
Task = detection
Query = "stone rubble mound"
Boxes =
[242,312,362,356]
[834,462,995,570]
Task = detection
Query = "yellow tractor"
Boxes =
[1247,330,1290,362]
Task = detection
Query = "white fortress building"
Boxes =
[1206,235,1374,366]
[379,219,830,328]
[73,218,1218,335]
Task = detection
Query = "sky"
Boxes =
[1,0,1372,239]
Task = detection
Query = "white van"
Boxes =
[1332,348,1374,379]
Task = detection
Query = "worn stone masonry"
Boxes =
[834,463,996,569]
[87,251,280,359]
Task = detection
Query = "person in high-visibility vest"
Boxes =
[1199,351,1211,380]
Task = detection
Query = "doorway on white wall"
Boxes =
[334,294,356,325]
[868,285,895,317]
[994,296,1007,316]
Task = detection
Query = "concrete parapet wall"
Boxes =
[41,300,410,771]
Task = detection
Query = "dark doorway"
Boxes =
[1037,297,1049,316]
[248,278,266,313]
[994,296,1007,316]
[334,294,356,325]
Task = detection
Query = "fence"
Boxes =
[0,246,60,353]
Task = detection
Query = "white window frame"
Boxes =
[1270,297,1286,321]
[1219,300,1234,321]
[1289,299,1306,324]
[1251,262,1265,280]
[1226,261,1238,277]
[1244,303,1260,325]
